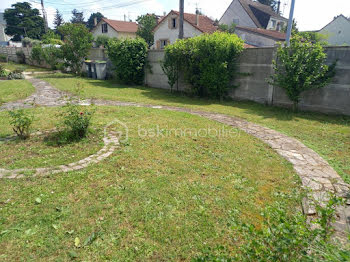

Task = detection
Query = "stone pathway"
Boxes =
[1,74,349,240]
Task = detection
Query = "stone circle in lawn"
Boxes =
[0,128,120,179]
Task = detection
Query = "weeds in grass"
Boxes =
[8,109,34,140]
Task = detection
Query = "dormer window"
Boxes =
[102,23,108,33]
[271,19,276,28]
[172,18,177,28]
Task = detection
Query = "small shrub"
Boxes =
[42,31,63,45]
[0,54,7,62]
[0,64,7,77]
[107,37,148,84]
[8,109,34,140]
[59,83,95,140]
[31,45,43,65]
[21,37,32,47]
[31,44,62,69]
[7,70,24,80]
[270,35,336,111]
[95,35,110,47]
[16,50,26,64]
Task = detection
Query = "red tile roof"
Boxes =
[102,18,138,33]
[236,25,286,41]
[154,10,217,34]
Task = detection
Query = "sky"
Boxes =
[0,0,349,31]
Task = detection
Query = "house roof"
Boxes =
[236,25,286,40]
[154,10,217,34]
[318,14,350,32]
[101,18,138,33]
[223,0,287,29]
[0,13,5,25]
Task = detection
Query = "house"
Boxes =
[235,25,286,47]
[152,10,217,50]
[220,0,288,31]
[91,18,138,39]
[318,15,350,46]
[0,13,11,45]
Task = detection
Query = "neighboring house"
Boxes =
[152,10,217,50]
[318,15,350,46]
[220,0,287,31]
[235,25,286,47]
[91,18,138,39]
[0,13,11,45]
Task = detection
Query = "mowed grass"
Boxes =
[0,62,49,72]
[0,106,300,261]
[0,80,35,105]
[41,73,350,183]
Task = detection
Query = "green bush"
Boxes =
[162,32,244,99]
[107,37,148,84]
[8,109,34,140]
[95,35,110,47]
[31,45,62,69]
[22,37,42,47]
[16,50,26,64]
[0,54,7,62]
[7,71,24,80]
[42,31,63,45]
[31,45,43,65]
[270,35,336,111]
[0,64,7,77]
[59,23,93,75]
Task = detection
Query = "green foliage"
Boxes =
[299,31,329,45]
[161,43,182,92]
[107,37,148,84]
[95,35,110,47]
[16,50,25,64]
[4,2,45,41]
[42,31,63,45]
[257,0,278,12]
[218,23,236,34]
[162,32,244,99]
[0,54,7,62]
[136,14,158,47]
[270,35,336,110]
[59,23,93,74]
[0,64,7,77]
[60,83,95,140]
[194,196,350,262]
[7,70,24,80]
[8,109,34,140]
[31,45,62,69]
[86,12,104,30]
[22,37,42,47]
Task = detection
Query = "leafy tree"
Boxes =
[59,23,93,74]
[53,9,64,30]
[71,9,85,24]
[270,35,336,111]
[136,14,158,47]
[4,2,45,41]
[218,23,236,34]
[86,12,104,30]
[107,38,148,84]
[42,30,63,45]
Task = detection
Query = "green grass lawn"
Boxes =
[0,62,49,72]
[40,73,350,184]
[0,106,300,261]
[0,80,35,105]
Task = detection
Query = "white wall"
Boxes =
[153,17,202,49]
[266,18,286,31]
[319,16,350,46]
[0,24,9,42]
[235,28,277,47]
[219,0,257,28]
[91,21,136,39]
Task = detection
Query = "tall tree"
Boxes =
[86,12,104,30]
[53,9,64,30]
[136,14,157,47]
[257,0,278,12]
[4,2,45,41]
[71,9,85,24]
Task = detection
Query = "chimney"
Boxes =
[94,17,97,26]
[163,11,166,16]
[195,9,199,26]
[277,0,281,14]
[124,14,127,21]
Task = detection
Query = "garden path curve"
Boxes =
[1,74,349,241]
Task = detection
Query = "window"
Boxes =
[102,23,108,33]
[172,18,177,29]
[233,19,239,25]
[271,20,276,28]
[160,39,168,49]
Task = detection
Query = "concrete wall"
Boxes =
[319,16,350,46]
[0,46,32,63]
[220,0,257,28]
[146,47,350,116]
[235,27,278,47]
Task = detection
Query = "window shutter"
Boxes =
[156,40,160,49]
[168,18,171,29]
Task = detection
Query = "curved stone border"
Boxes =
[0,74,349,240]
[0,128,119,179]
